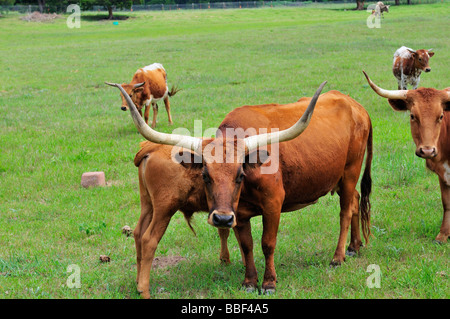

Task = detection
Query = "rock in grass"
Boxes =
[121,225,133,237]
[81,171,106,188]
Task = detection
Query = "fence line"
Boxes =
[2,0,445,14]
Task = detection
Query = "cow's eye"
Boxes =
[418,58,422,62]
[202,171,211,183]
[235,171,245,183]
[439,114,444,121]
[410,114,415,120]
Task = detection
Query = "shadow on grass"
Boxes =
[81,14,130,21]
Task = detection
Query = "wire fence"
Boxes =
[2,0,445,14]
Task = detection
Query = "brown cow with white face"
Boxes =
[107,80,373,299]
[364,71,450,243]
[106,63,179,128]
[393,46,434,90]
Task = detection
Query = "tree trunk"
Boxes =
[37,0,45,13]
[355,0,364,10]
[395,0,400,5]
[108,6,113,19]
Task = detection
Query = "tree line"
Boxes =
[1,0,421,19]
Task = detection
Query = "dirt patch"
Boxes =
[152,256,186,269]
[21,11,61,22]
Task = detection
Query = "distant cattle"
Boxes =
[375,2,390,18]
[393,46,434,90]
[106,63,179,128]
[107,80,373,299]
[364,71,450,244]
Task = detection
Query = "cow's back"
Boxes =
[133,63,168,98]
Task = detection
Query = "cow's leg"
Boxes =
[331,170,360,266]
[412,77,420,90]
[218,228,246,265]
[164,96,173,125]
[137,207,177,299]
[261,208,281,294]
[346,190,363,256]
[218,228,231,264]
[133,198,153,285]
[233,228,246,266]
[134,157,153,284]
[400,72,408,90]
[151,103,158,128]
[144,104,150,125]
[435,178,450,243]
[235,218,258,291]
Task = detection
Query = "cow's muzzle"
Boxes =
[208,210,236,228]
[424,67,431,73]
[416,146,437,159]
[121,106,128,111]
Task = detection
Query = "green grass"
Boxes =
[0,3,449,299]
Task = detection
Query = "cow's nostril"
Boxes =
[212,214,234,228]
[121,106,127,111]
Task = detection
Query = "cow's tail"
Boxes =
[360,122,373,244]
[168,85,181,97]
[183,211,197,236]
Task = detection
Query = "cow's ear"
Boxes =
[174,150,203,170]
[133,86,144,94]
[443,96,450,111]
[388,99,409,112]
[244,149,270,170]
[428,51,435,58]
[407,50,417,58]
[443,101,450,111]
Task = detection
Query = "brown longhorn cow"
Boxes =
[364,71,450,244]
[107,80,373,299]
[106,63,179,128]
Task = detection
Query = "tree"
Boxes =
[82,0,132,19]
[355,0,364,10]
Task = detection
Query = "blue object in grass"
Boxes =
[113,21,119,25]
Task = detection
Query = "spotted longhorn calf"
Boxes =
[393,46,434,90]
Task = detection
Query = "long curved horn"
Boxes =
[105,82,202,151]
[362,71,408,100]
[244,81,327,152]
[133,82,145,89]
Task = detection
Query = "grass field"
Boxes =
[0,3,449,299]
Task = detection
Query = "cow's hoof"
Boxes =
[261,288,275,295]
[432,239,444,245]
[243,286,256,293]
[140,291,151,299]
[329,260,342,268]
[241,284,257,293]
[345,248,357,257]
